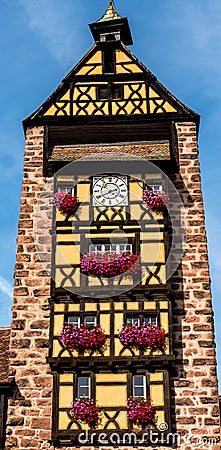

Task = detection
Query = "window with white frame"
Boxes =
[68,316,81,327]
[89,243,132,253]
[58,186,75,195]
[126,315,157,327]
[68,315,97,327]
[133,375,146,398]
[143,315,157,326]
[84,316,97,327]
[78,376,91,398]
[126,316,140,326]
[149,184,162,192]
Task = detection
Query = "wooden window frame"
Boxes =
[97,84,123,101]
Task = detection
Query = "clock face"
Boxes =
[93,176,128,207]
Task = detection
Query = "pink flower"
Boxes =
[70,398,100,428]
[53,192,79,216]
[127,396,155,427]
[60,323,107,352]
[142,190,169,212]
[80,251,140,278]
[118,324,166,350]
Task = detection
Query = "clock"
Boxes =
[93,176,128,207]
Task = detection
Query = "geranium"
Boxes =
[60,323,107,352]
[53,192,78,216]
[118,323,165,350]
[127,396,155,427]
[70,398,100,428]
[142,190,169,212]
[80,251,140,278]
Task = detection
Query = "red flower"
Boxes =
[53,192,79,216]
[118,324,166,350]
[60,323,107,352]
[142,190,169,212]
[80,251,140,278]
[70,398,100,428]
[127,396,156,427]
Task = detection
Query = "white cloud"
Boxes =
[0,276,13,299]
[19,0,87,65]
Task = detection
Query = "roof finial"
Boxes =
[97,0,122,22]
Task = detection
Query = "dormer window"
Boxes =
[100,31,120,42]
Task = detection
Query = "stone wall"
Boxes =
[5,126,54,450]
[169,122,220,449]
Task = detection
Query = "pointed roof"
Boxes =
[89,1,133,45]
[97,0,122,22]
[23,41,199,131]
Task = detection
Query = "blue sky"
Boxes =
[0,0,221,387]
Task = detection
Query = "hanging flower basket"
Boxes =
[118,323,165,350]
[53,192,79,217]
[60,323,107,352]
[70,398,100,428]
[142,190,169,212]
[80,251,140,278]
[127,396,156,427]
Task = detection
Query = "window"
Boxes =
[148,184,162,192]
[84,316,97,327]
[97,85,123,101]
[143,315,157,326]
[68,316,80,327]
[89,244,132,254]
[125,315,157,327]
[126,316,140,326]
[112,86,122,100]
[97,86,109,100]
[100,32,120,42]
[133,375,146,398]
[68,315,97,327]
[58,186,74,195]
[78,376,90,398]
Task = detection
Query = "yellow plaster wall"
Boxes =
[96,385,127,407]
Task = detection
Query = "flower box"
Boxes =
[80,251,140,278]
[53,192,79,217]
[127,396,155,427]
[60,323,107,352]
[70,398,100,428]
[118,323,165,350]
[142,189,169,212]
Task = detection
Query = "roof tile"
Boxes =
[50,142,170,162]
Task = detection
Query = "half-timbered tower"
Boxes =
[5,1,220,449]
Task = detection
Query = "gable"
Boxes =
[23,43,198,126]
